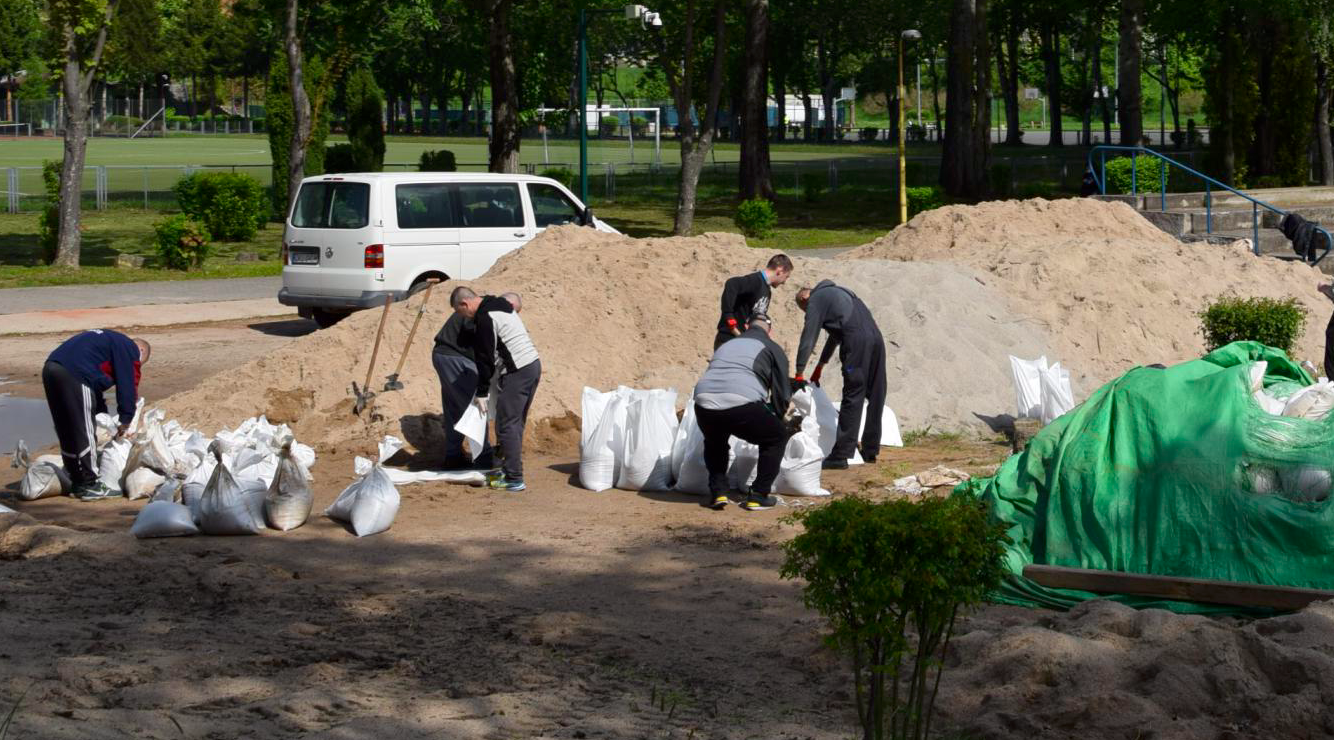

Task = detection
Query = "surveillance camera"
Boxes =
[624,4,645,20]
[645,11,662,27]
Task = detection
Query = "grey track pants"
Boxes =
[432,352,490,463]
[496,359,541,481]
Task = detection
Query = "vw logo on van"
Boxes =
[325,247,333,258]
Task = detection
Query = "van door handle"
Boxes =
[512,231,526,237]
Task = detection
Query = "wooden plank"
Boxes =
[1022,564,1334,611]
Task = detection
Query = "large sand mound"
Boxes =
[160,227,1046,449]
[842,197,1331,388]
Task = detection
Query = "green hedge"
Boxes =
[734,197,778,238]
[1199,297,1308,354]
[173,171,269,241]
[153,214,210,270]
[419,150,457,172]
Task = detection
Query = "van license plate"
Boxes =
[290,247,320,265]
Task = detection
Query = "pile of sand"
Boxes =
[160,227,1047,450]
[842,198,1332,388]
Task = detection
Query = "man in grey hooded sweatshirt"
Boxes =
[794,280,887,468]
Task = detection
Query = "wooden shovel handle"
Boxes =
[390,279,439,378]
[363,295,394,390]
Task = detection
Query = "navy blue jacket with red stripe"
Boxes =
[47,329,142,424]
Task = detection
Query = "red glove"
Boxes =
[811,364,824,386]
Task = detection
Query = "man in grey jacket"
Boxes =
[794,280,887,468]
[692,315,793,511]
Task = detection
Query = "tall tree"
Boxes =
[940,0,989,198]
[50,0,122,268]
[651,0,729,235]
[283,0,312,212]
[739,0,773,200]
[1117,0,1144,145]
[1036,9,1064,147]
[0,0,42,121]
[991,0,1024,145]
[479,0,519,172]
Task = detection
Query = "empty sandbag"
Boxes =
[325,437,402,537]
[131,501,200,539]
[124,467,166,501]
[264,439,313,531]
[197,442,266,535]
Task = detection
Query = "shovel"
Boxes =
[383,279,440,392]
[352,296,394,416]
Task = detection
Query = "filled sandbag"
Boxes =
[617,388,678,492]
[0,502,15,514]
[152,478,183,504]
[12,442,71,501]
[579,387,623,492]
[97,438,132,493]
[131,501,200,539]
[197,443,266,535]
[264,439,314,531]
[125,409,175,477]
[673,402,717,496]
[326,437,403,537]
[773,388,831,497]
[124,467,166,501]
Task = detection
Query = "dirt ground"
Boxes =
[1,317,1013,740]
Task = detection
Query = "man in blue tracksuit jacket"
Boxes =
[42,329,151,500]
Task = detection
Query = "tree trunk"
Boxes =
[995,11,1022,145]
[941,0,989,199]
[1041,21,1063,147]
[137,83,144,119]
[817,35,836,142]
[1317,56,1333,185]
[285,0,312,214]
[773,68,786,141]
[404,94,415,133]
[666,0,727,235]
[739,0,773,200]
[53,0,119,268]
[801,89,813,141]
[242,76,249,119]
[1096,35,1113,144]
[486,0,520,173]
[929,49,943,141]
[1079,17,1094,147]
[420,91,432,134]
[1117,0,1144,146]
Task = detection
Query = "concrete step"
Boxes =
[1102,186,1334,211]
[1153,204,1334,235]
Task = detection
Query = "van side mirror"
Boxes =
[580,206,595,227]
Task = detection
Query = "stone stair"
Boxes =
[1097,187,1334,274]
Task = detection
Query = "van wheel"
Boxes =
[310,309,348,329]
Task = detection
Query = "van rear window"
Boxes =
[292,182,370,229]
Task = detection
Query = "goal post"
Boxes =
[536,106,662,166]
[0,122,32,139]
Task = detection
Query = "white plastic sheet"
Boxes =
[131,501,200,538]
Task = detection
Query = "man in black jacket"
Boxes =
[451,286,541,492]
[794,280,887,469]
[431,310,492,469]
[43,329,150,501]
[715,254,794,349]
[692,315,793,511]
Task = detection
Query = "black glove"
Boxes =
[784,413,805,436]
[791,378,809,393]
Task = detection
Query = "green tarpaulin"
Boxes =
[962,342,1334,614]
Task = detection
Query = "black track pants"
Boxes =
[41,360,99,488]
[830,333,888,460]
[695,402,788,495]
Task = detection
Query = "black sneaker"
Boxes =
[860,445,878,464]
[742,493,779,511]
[821,458,849,470]
[75,481,119,501]
[701,492,729,510]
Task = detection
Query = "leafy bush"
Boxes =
[782,495,1008,740]
[539,167,576,189]
[906,186,944,217]
[630,116,649,136]
[172,171,268,241]
[600,115,620,136]
[267,54,330,211]
[419,149,457,172]
[802,173,827,203]
[153,214,210,270]
[907,123,928,143]
[859,126,880,142]
[102,114,144,133]
[734,197,778,238]
[38,160,61,264]
[323,143,358,174]
[1199,297,1308,354]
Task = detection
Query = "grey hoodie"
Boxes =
[694,326,792,413]
[795,279,881,373]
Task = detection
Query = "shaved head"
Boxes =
[501,292,522,311]
[133,338,152,363]
[449,286,477,308]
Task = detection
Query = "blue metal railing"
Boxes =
[1087,145,1333,265]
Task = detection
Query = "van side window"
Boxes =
[396,184,458,228]
[292,181,370,229]
[458,183,523,228]
[528,183,583,228]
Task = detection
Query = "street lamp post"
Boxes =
[899,29,921,225]
[579,5,660,205]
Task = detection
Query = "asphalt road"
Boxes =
[0,276,282,315]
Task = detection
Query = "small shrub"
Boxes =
[539,167,576,189]
[324,143,358,174]
[173,171,268,241]
[630,116,649,136]
[1199,296,1308,354]
[1103,155,1166,195]
[802,174,827,203]
[734,197,778,238]
[600,115,620,136]
[419,149,457,172]
[38,160,61,264]
[153,214,210,270]
[906,185,944,217]
[859,126,880,142]
[1016,181,1061,200]
[782,495,1008,740]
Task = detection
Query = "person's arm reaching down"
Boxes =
[472,309,497,398]
[110,336,140,426]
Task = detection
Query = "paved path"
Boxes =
[0,298,295,336]
[0,276,282,315]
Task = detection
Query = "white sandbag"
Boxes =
[290,441,316,472]
[773,388,831,497]
[579,387,623,492]
[728,438,760,490]
[0,502,15,514]
[127,409,175,476]
[130,501,200,538]
[12,442,71,500]
[670,394,693,482]
[810,387,864,465]
[617,388,678,491]
[1248,362,1269,393]
[1038,362,1075,425]
[1010,355,1048,419]
[454,403,490,461]
[124,467,166,501]
[197,443,266,535]
[673,403,720,496]
[152,478,182,503]
[1253,389,1287,416]
[326,437,402,537]
[232,445,278,487]
[1281,465,1332,502]
[181,482,205,523]
[1282,381,1334,420]
[856,401,904,447]
[97,438,131,493]
[264,440,313,531]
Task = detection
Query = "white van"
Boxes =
[278,172,619,327]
